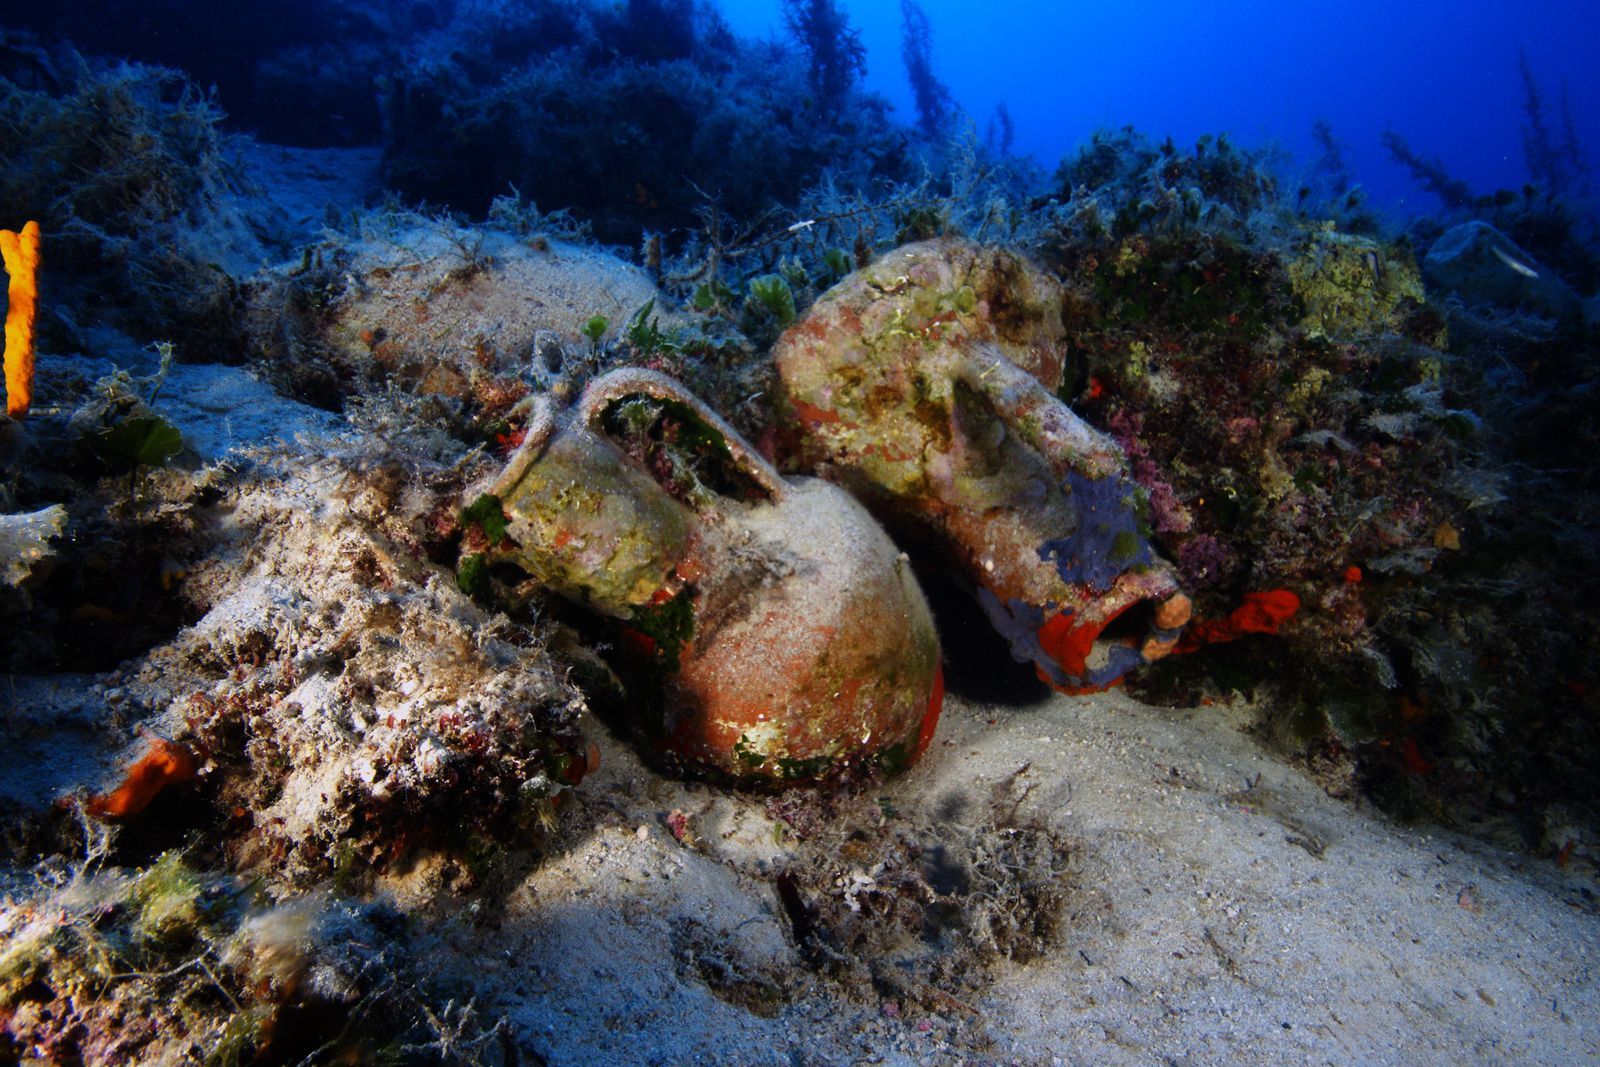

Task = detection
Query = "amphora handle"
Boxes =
[489,393,561,500]
[575,367,788,504]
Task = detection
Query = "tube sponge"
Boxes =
[1,221,41,419]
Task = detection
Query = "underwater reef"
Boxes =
[1,2,1598,1060]
[1034,127,1599,831]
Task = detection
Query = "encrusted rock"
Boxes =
[0,504,65,588]
[1423,220,1583,321]
[1286,226,1439,344]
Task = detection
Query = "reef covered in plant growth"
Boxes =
[1,1,1598,1059]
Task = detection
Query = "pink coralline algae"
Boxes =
[1107,411,1191,535]
[1177,534,1231,591]
[1136,459,1193,535]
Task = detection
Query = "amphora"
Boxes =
[775,239,1191,692]
[485,368,943,783]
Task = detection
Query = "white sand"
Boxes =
[417,687,1599,1065]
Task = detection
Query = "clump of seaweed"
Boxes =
[1516,48,1593,202]
[2,0,397,148]
[900,0,954,139]
[1050,127,1278,241]
[1295,119,1381,234]
[783,0,867,119]
[770,765,1070,1019]
[0,357,218,675]
[660,121,1037,339]
[1381,129,1475,210]
[377,0,907,246]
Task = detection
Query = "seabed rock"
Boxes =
[1423,220,1584,321]
[1286,225,1440,344]
[0,503,65,588]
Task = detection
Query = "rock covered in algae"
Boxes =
[0,504,66,588]
[1422,220,1584,322]
[1286,225,1442,345]
[115,442,592,888]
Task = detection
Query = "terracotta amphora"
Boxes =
[774,239,1191,692]
[486,368,944,783]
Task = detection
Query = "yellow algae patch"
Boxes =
[1287,226,1439,345]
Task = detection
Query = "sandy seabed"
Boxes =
[424,683,1598,1065]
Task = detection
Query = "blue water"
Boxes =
[722,0,1600,213]
[6,0,1596,223]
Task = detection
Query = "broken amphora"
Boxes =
[774,238,1191,692]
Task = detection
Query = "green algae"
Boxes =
[734,734,767,771]
[776,754,836,781]
[130,851,209,946]
[627,588,696,673]
[460,492,509,547]
[750,274,798,328]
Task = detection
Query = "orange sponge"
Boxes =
[1,220,41,419]
[85,735,199,820]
